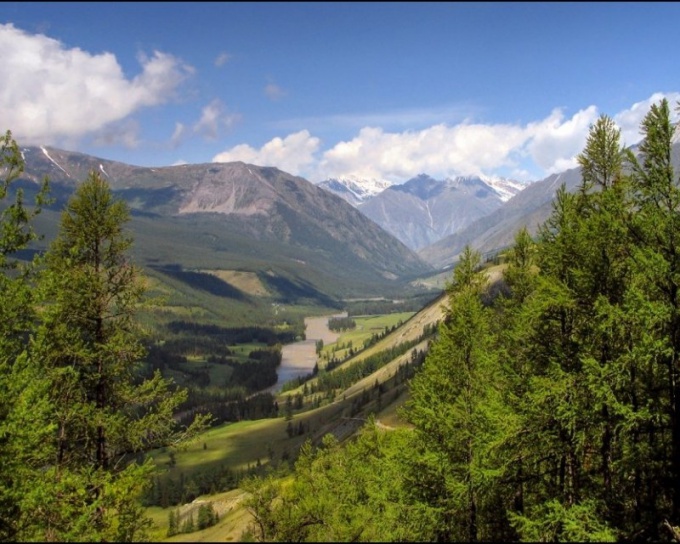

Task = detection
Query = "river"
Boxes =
[271,312,346,393]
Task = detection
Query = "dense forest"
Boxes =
[241,100,680,542]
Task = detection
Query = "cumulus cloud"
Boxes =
[316,107,596,181]
[0,23,194,146]
[614,91,680,147]
[524,105,599,174]
[212,130,320,174]
[223,93,680,183]
[212,92,679,183]
[318,123,523,180]
[193,99,241,140]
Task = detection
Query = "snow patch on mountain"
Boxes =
[445,175,527,202]
[317,175,393,205]
[41,146,70,177]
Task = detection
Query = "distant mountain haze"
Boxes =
[319,173,526,251]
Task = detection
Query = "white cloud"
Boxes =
[214,52,232,67]
[264,83,286,101]
[317,123,526,180]
[315,109,592,182]
[524,105,599,174]
[193,99,240,140]
[614,92,680,148]
[211,93,678,183]
[0,23,194,146]
[212,130,320,174]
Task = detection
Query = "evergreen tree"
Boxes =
[167,509,178,537]
[22,171,210,541]
[405,246,506,541]
[0,130,52,541]
[625,98,680,528]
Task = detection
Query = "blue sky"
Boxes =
[1,2,679,183]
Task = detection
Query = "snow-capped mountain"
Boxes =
[356,174,529,251]
[317,175,393,206]
[476,175,527,202]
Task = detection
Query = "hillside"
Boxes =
[142,264,519,542]
[143,287,451,540]
[15,146,434,303]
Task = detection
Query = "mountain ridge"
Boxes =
[354,173,525,251]
[14,146,434,302]
[418,140,680,269]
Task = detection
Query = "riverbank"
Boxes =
[272,313,346,392]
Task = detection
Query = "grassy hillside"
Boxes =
[140,263,511,541]
[142,289,452,540]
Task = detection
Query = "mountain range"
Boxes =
[319,173,526,251]
[13,146,434,306]
[17,140,678,300]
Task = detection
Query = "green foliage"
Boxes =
[405,245,508,541]
[509,499,616,542]
[243,424,434,542]
[0,162,210,541]
[0,130,52,541]
[327,316,356,332]
[236,100,680,542]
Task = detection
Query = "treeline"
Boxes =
[241,101,680,542]
[144,344,281,392]
[327,316,356,331]
[166,320,302,345]
[359,319,427,351]
[166,502,219,536]
[176,390,278,428]
[314,325,436,393]
[345,292,439,317]
[280,322,437,395]
[145,459,267,509]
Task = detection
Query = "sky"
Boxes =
[1,2,679,185]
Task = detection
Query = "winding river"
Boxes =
[271,313,346,392]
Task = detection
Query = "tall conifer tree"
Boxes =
[25,171,209,541]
